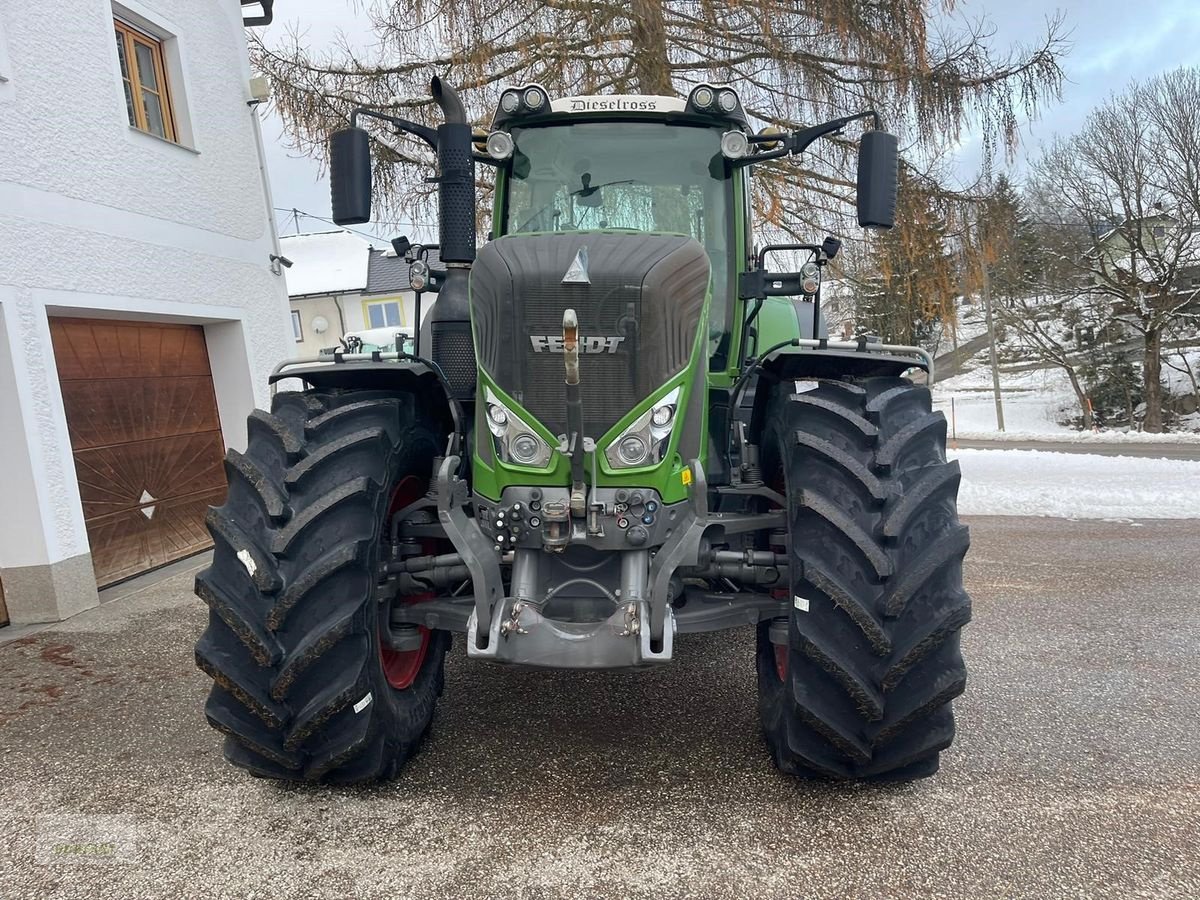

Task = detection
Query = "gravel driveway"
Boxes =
[1,516,1197,899]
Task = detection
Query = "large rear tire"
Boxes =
[757,376,971,781]
[194,389,449,783]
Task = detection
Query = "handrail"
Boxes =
[786,337,935,384]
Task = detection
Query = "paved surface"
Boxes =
[1,517,1198,899]
[953,438,1200,459]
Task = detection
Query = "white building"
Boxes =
[284,231,437,356]
[0,0,292,624]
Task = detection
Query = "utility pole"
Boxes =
[980,248,1006,432]
[293,207,302,235]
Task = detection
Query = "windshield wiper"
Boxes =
[516,177,642,232]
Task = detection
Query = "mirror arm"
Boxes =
[733,110,882,169]
[788,110,881,155]
[350,108,439,150]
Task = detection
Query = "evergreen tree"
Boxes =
[977,173,1036,303]
[854,168,956,346]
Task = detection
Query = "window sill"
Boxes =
[128,126,199,155]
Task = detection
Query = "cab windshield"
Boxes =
[503,122,734,360]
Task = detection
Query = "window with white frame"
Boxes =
[364,299,403,329]
[291,310,303,342]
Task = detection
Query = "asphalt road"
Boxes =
[1,517,1198,898]
[953,438,1200,459]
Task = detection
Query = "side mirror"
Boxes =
[330,127,373,225]
[857,130,898,229]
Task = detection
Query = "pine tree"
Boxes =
[854,168,957,345]
[977,173,1036,303]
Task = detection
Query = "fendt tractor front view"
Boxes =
[194,77,971,784]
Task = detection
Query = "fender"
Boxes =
[269,353,467,447]
[744,340,932,444]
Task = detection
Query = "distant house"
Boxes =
[1089,213,1200,288]
[283,231,438,356]
[361,244,440,342]
[281,230,373,357]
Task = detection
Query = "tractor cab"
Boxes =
[484,86,747,368]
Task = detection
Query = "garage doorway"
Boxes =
[49,318,227,587]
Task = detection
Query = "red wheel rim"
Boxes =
[770,465,789,682]
[380,475,434,690]
[773,642,788,681]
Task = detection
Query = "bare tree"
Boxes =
[252,0,1066,240]
[1026,67,1200,432]
[995,291,1106,429]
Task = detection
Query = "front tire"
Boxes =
[757,376,971,781]
[194,389,449,783]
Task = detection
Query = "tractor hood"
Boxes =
[470,231,710,440]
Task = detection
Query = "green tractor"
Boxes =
[195,77,969,783]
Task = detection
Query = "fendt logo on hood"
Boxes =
[530,335,625,354]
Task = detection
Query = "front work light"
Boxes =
[486,131,514,160]
[717,89,739,112]
[691,86,715,109]
[522,87,546,110]
[500,90,521,114]
[720,130,750,160]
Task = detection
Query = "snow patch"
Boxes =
[950,448,1200,519]
[279,230,374,297]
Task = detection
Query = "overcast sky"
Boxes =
[257,0,1200,245]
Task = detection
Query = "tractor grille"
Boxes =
[471,232,709,439]
[518,276,642,437]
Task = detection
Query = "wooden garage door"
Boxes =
[50,318,227,587]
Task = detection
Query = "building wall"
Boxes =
[291,293,360,357]
[0,0,291,622]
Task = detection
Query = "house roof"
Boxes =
[279,230,374,297]
[365,247,442,296]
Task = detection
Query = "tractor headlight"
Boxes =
[500,90,521,114]
[691,86,715,109]
[604,387,681,470]
[484,387,553,467]
[409,259,429,291]
[717,89,739,113]
[510,433,543,464]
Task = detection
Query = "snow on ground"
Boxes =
[931,300,1200,439]
[950,448,1200,519]
[934,365,1079,437]
[952,429,1200,444]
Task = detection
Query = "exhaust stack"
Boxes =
[421,76,476,397]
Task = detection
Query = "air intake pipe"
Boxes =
[329,76,478,399]
[424,76,476,399]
